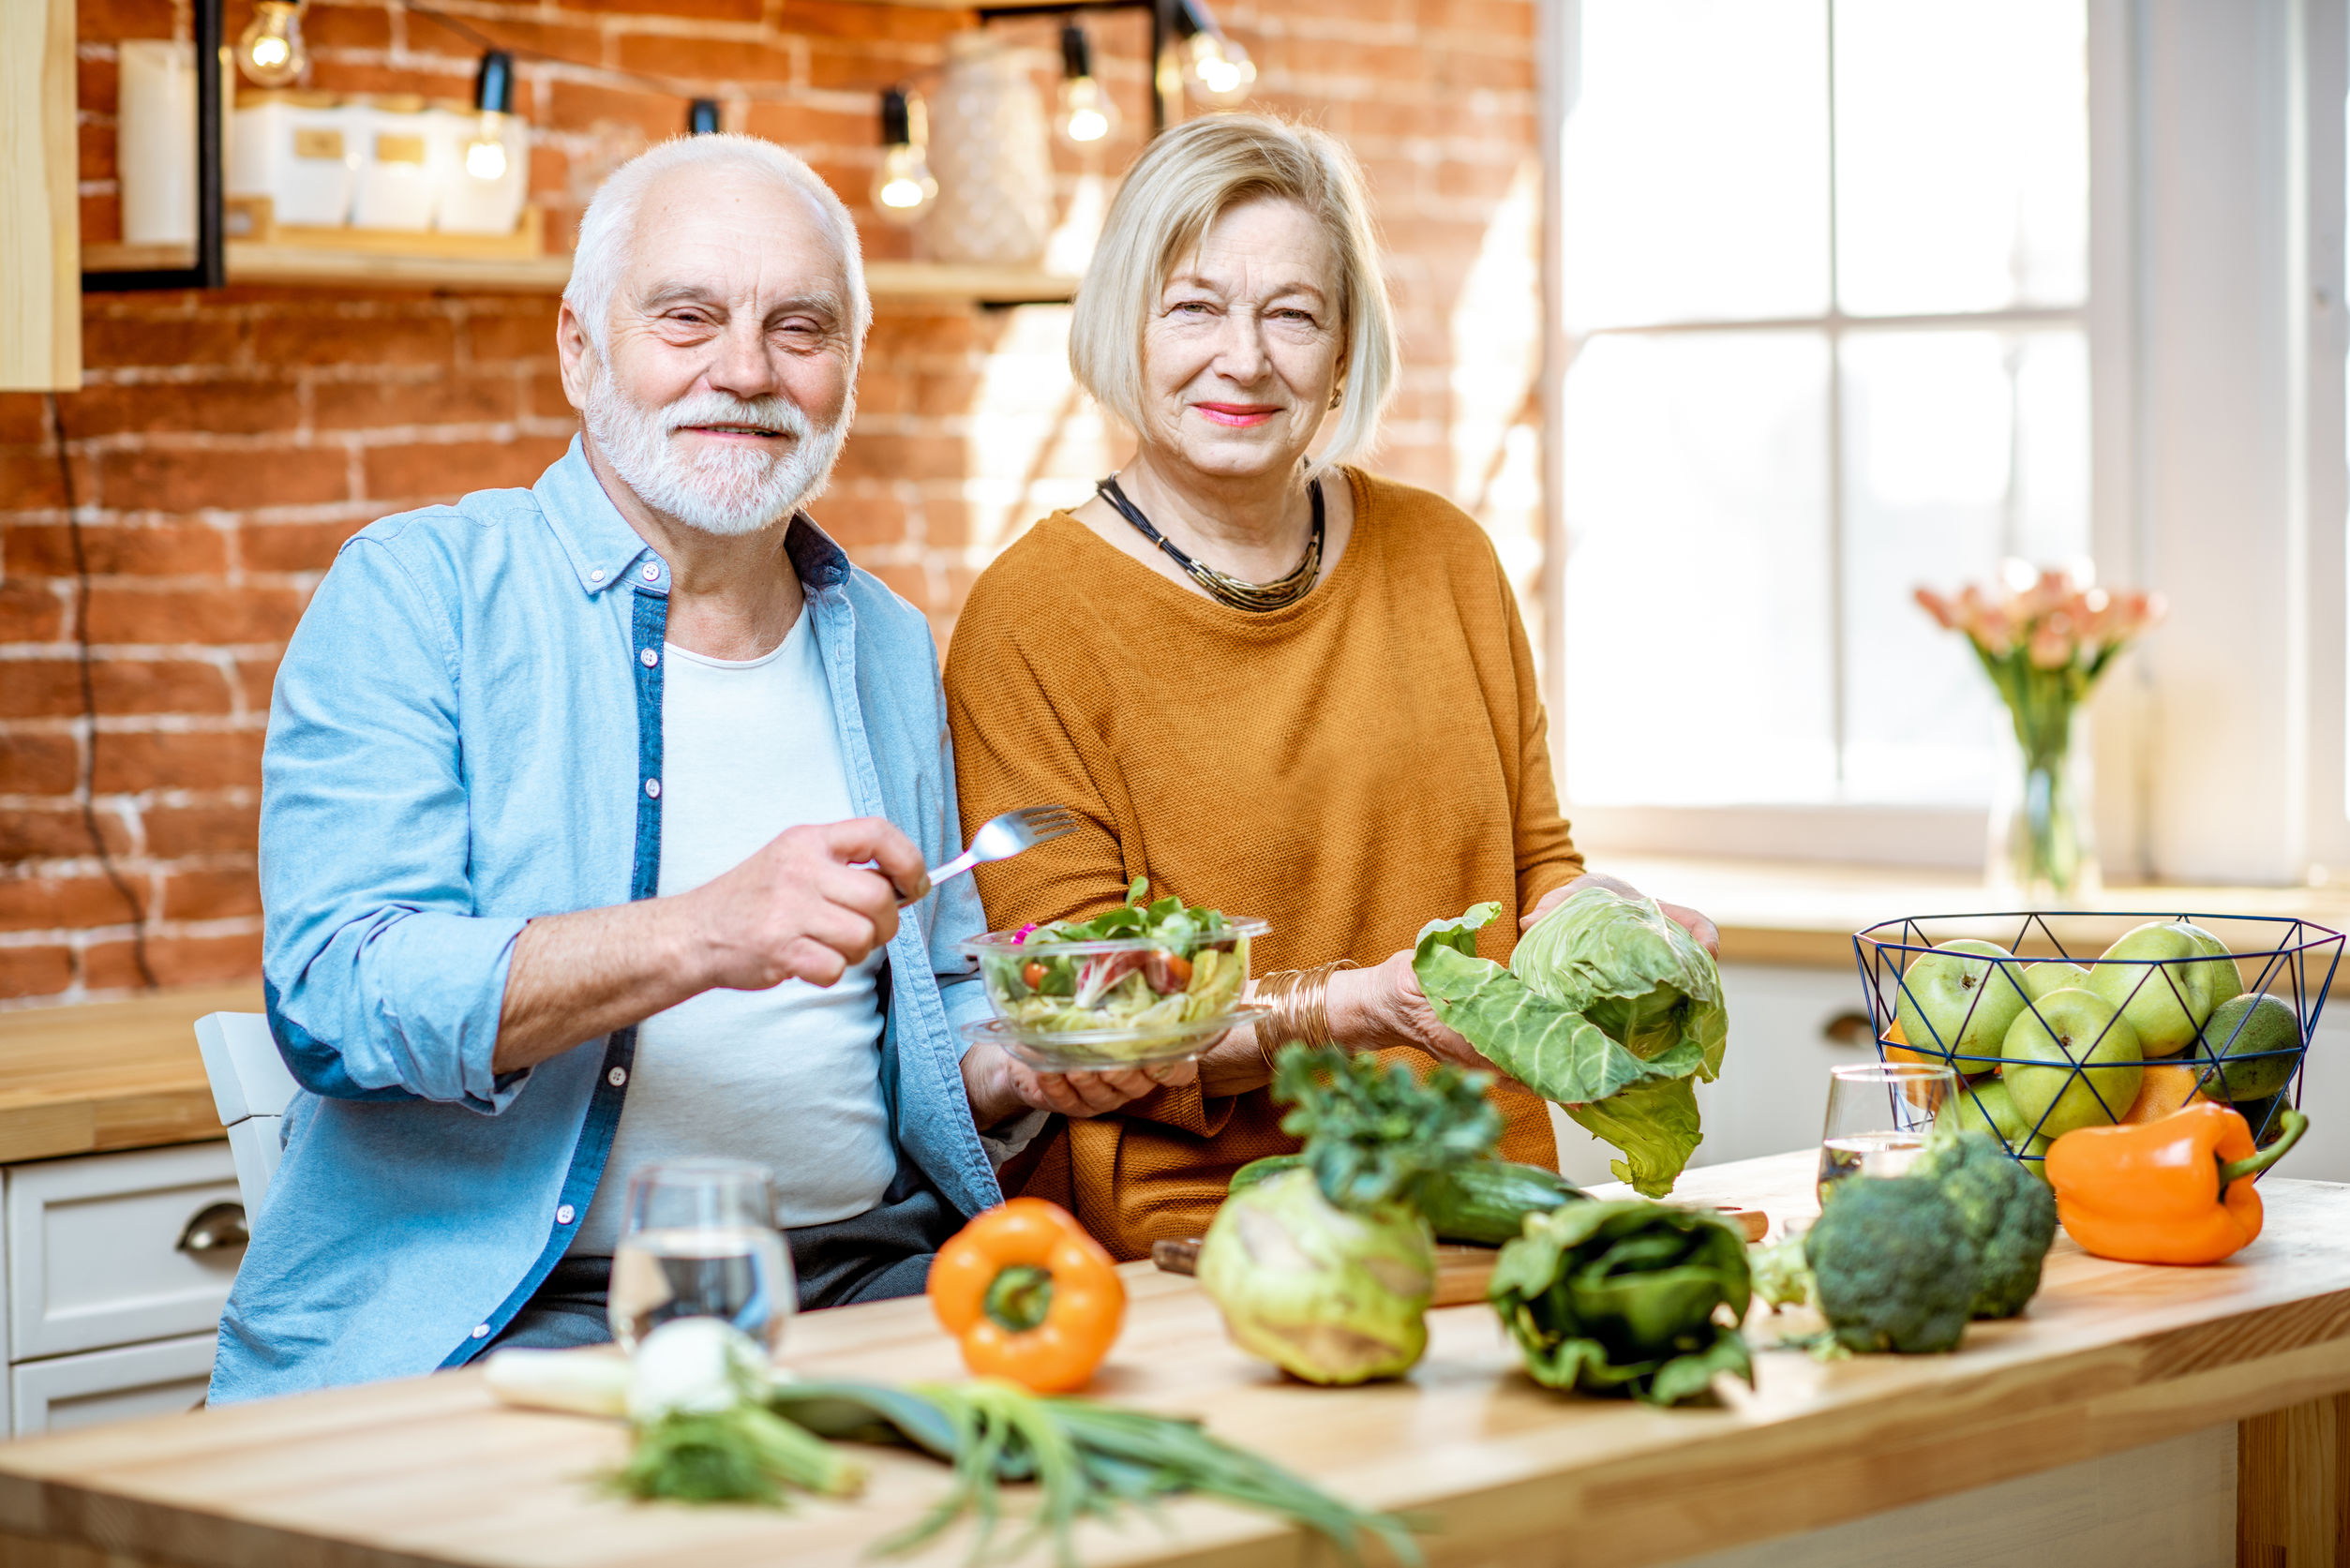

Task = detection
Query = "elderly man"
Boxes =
[211,135,1087,1401]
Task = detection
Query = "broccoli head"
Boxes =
[1909,1126,2058,1320]
[1804,1177,1977,1354]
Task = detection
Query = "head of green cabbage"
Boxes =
[1412,887,1729,1195]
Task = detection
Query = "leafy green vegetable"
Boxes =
[1274,1046,1503,1210]
[1412,889,1728,1195]
[768,1378,1422,1568]
[1804,1177,1977,1354]
[1197,1047,1502,1385]
[1746,1233,1816,1312]
[1907,1127,2058,1320]
[1487,1200,1754,1405]
[607,1404,866,1506]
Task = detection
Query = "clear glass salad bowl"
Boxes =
[963,918,1267,1027]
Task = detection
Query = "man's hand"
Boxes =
[1520,871,1721,957]
[685,817,930,992]
[959,1039,1195,1131]
[494,816,932,1073]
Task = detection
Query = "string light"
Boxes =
[237,0,309,86]
[1055,23,1116,147]
[872,87,936,224]
[463,50,515,181]
[1171,0,1254,107]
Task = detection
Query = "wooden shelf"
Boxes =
[82,244,1078,303]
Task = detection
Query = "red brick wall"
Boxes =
[0,0,1544,1007]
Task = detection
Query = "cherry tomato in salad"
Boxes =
[1023,961,1048,990]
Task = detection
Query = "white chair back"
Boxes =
[194,1012,300,1221]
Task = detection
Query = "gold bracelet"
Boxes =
[1254,959,1359,1074]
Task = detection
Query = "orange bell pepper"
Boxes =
[2043,1101,2309,1265]
[927,1197,1125,1392]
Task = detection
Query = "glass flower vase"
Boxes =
[1985,709,2100,905]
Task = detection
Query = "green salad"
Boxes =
[978,877,1253,1035]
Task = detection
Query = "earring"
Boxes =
[1327,386,1343,410]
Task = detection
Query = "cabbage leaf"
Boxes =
[1411,890,1729,1196]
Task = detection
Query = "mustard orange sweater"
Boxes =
[944,469,1583,1260]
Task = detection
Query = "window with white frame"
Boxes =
[1556,0,2091,830]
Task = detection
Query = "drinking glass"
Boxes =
[1817,1061,1958,1202]
[607,1160,796,1355]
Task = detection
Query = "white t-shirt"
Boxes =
[571,612,896,1254]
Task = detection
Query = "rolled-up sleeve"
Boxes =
[261,535,528,1113]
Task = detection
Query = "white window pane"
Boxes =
[1564,333,1834,804]
[1834,0,2089,315]
[1840,329,2092,802]
[1562,0,1830,329]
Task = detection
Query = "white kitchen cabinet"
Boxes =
[10,1334,215,1437]
[0,1141,242,1438]
[7,1142,244,1361]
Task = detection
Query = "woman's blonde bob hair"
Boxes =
[1070,114,1399,478]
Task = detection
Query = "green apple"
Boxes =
[2003,987,2145,1140]
[1936,1077,2029,1148]
[2086,921,2220,1058]
[2192,992,2303,1102]
[2178,921,2247,1014]
[2019,961,2090,1003]
[1893,938,2028,1067]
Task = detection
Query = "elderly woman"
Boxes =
[946,115,1714,1260]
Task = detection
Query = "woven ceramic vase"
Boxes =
[920,34,1055,266]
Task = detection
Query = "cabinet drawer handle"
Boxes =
[1821,1010,1876,1047]
[178,1202,249,1253]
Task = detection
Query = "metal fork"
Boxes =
[910,805,1077,902]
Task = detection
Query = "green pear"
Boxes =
[1893,938,2028,1068]
[1937,1077,2029,1148]
[2087,921,2220,1057]
[2019,961,2090,1003]
[2192,993,2303,1103]
[2004,987,2144,1140]
[2178,922,2247,1012]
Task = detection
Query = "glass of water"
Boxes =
[607,1160,796,1355]
[1817,1061,1958,1203]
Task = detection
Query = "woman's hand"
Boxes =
[1521,871,1721,957]
[1327,952,1491,1072]
[960,1038,1197,1131]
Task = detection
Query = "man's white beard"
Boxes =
[583,363,852,538]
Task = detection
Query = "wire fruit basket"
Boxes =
[1850,911,2343,1171]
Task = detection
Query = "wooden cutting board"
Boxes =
[1151,1206,1767,1307]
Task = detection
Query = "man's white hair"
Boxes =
[564,133,873,357]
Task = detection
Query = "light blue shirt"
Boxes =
[212,438,999,1403]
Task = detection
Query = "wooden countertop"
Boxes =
[3,1151,2347,1568]
[0,983,257,1164]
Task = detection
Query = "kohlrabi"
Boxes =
[1197,1047,1500,1384]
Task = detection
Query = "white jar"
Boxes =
[919,34,1055,266]
[430,103,528,236]
[119,40,198,244]
[230,90,356,228]
[350,97,442,231]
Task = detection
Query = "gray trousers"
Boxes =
[487,1157,960,1351]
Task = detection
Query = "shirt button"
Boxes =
[471,1324,489,1339]
[556,1204,576,1225]
[640,648,658,667]
[608,1066,627,1086]
[641,562,660,581]
[645,778,661,799]
[589,567,606,582]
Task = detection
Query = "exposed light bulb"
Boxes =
[465,112,509,181]
[237,0,308,87]
[1057,76,1115,145]
[872,89,936,225]
[1055,24,1118,147]
[1184,29,1254,106]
